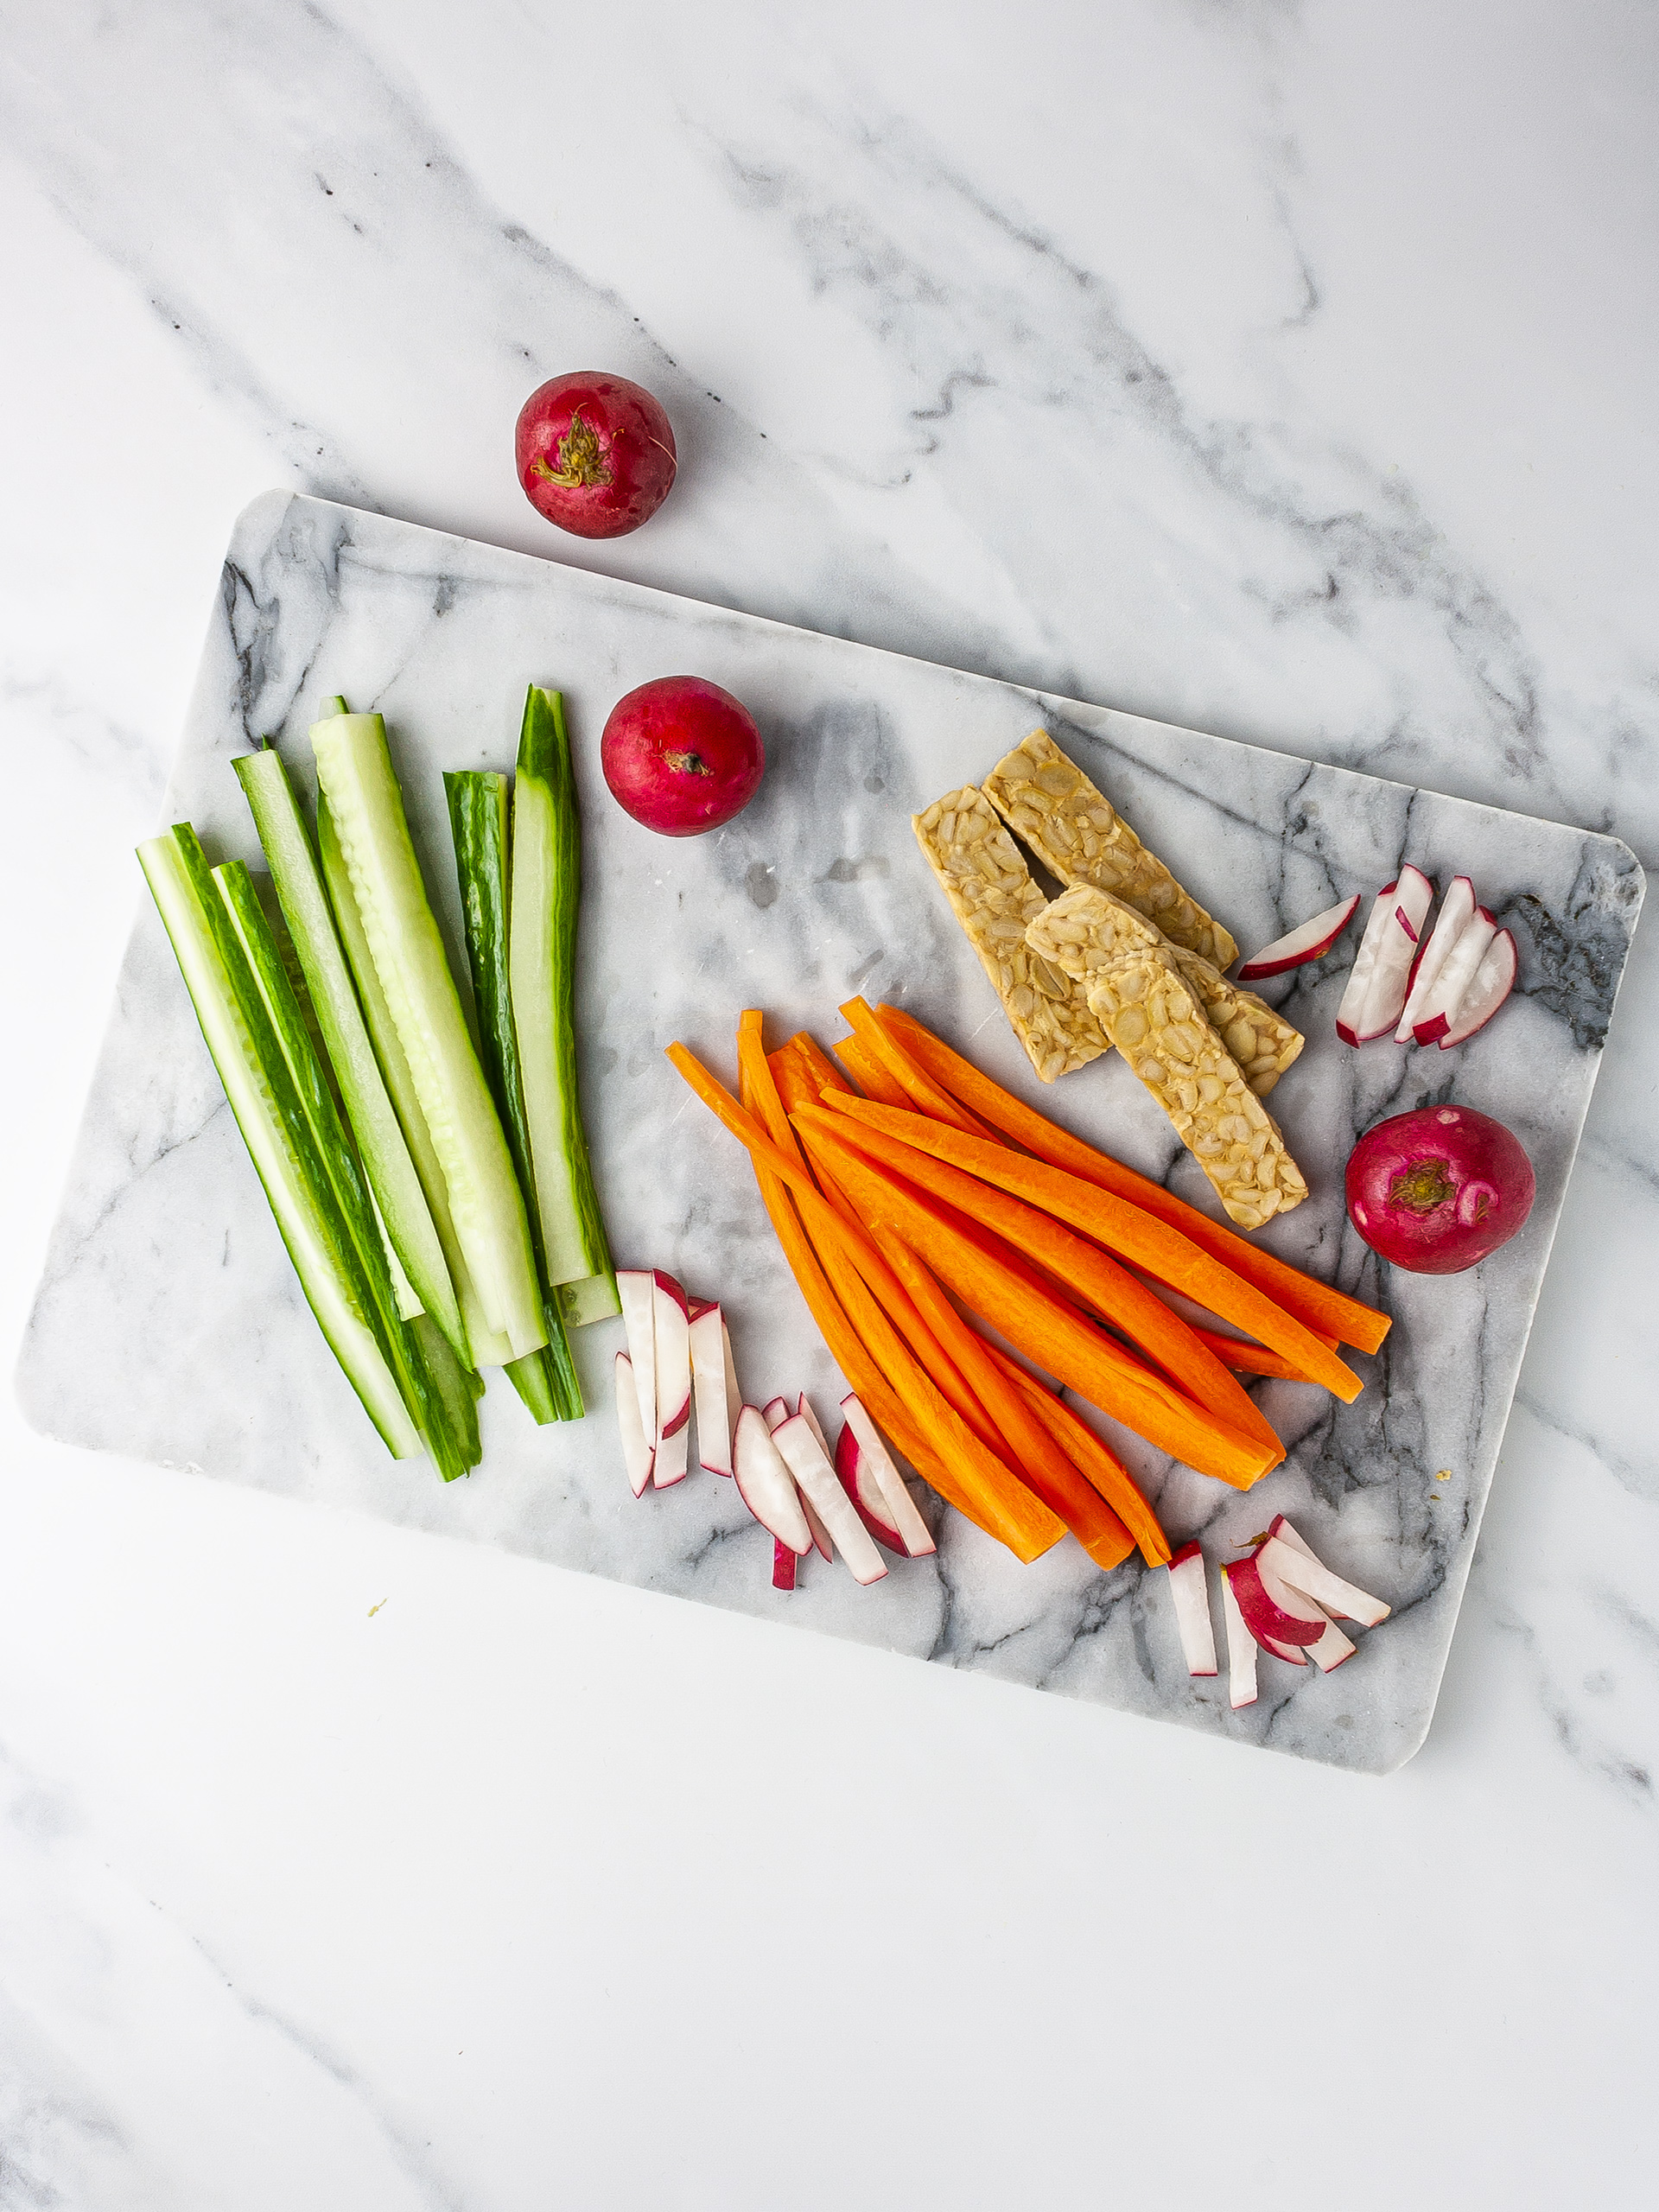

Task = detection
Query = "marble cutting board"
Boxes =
[19,491,1643,1774]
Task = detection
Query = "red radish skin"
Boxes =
[1236,893,1361,982]
[601,677,765,837]
[515,372,677,539]
[772,1539,797,1592]
[1346,1105,1535,1274]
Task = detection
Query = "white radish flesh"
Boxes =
[1253,1545,1356,1670]
[1395,875,1476,1040]
[614,1351,654,1497]
[1236,893,1361,982]
[1335,883,1398,1046]
[1166,1541,1217,1676]
[761,1396,790,1432]
[1221,1571,1259,1709]
[1257,1535,1389,1626]
[1225,1554,1327,1648]
[771,1414,888,1585]
[1355,864,1433,1041]
[651,1271,691,1488]
[616,1270,658,1446]
[1412,907,1497,1043]
[797,1394,833,1461]
[839,1395,936,1556]
[1440,927,1516,1046]
[733,1405,812,1554]
[689,1306,734,1477]
[834,1419,905,1554]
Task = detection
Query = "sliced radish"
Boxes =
[761,1396,790,1432]
[1257,1535,1389,1627]
[1265,1512,1319,1562]
[720,1319,741,1450]
[1236,893,1361,982]
[839,1395,936,1556]
[616,1270,658,1446]
[1220,1570,1258,1709]
[1166,1541,1217,1676]
[803,1491,836,1562]
[1411,906,1497,1044]
[1395,875,1475,1040]
[1440,927,1516,1047]
[1357,865,1433,1041]
[772,1538,797,1592]
[689,1304,734,1477]
[1225,1554,1327,1647]
[1252,1545,1356,1670]
[687,1296,717,1321]
[733,1404,811,1555]
[771,1414,888,1585]
[614,1351,654,1497]
[835,1417,906,1554]
[797,1394,833,1461]
[651,1271,691,1488]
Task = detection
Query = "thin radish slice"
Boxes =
[616,1270,658,1446]
[1440,927,1516,1047]
[1225,1554,1328,1647]
[839,1395,936,1556]
[1166,1541,1217,1676]
[720,1320,741,1454]
[1220,1571,1259,1709]
[1335,882,1395,1045]
[614,1351,654,1497]
[772,1538,797,1592]
[795,1400,836,1554]
[687,1296,717,1321]
[733,1405,811,1554]
[797,1394,833,1461]
[1412,907,1497,1044]
[1395,876,1476,1040]
[761,1396,790,1432]
[772,1414,888,1585]
[834,1418,906,1554]
[651,1271,691,1488]
[690,1305,734,1477]
[1266,1513,1319,1562]
[1253,1545,1356,1670]
[1236,893,1361,982]
[1257,1535,1389,1626]
[801,1491,835,1563]
[1355,864,1433,1041]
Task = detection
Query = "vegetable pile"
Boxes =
[140,690,617,1478]
[1162,1517,1391,1708]
[1336,869,1516,1048]
[665,1001,1392,1583]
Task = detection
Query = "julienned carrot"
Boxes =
[817,1091,1363,1405]
[798,1098,1286,1465]
[865,1227,1157,1567]
[798,1118,1276,1491]
[773,1034,852,1106]
[838,996,996,1140]
[982,1350,1144,1570]
[1188,1328,1316,1382]
[832,1033,912,1108]
[675,1039,1063,1559]
[874,1004,1392,1357]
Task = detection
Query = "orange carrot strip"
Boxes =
[870,1226,1158,1569]
[819,1091,1362,1405]
[982,1351,1142,1570]
[799,1118,1276,1491]
[671,1041,1062,1558]
[876,1004,1392,1357]
[799,1098,1285,1465]
[833,1033,912,1107]
[1186,1328,1315,1382]
[838,995,997,1139]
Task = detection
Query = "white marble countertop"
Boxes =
[2,3,1654,2203]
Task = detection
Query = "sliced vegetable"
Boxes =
[1220,1571,1259,1710]
[616,1270,658,1449]
[511,688,618,1321]
[652,1270,692,1487]
[1394,874,1476,1041]
[310,704,546,1357]
[832,1033,912,1108]
[1411,906,1497,1044]
[838,1395,936,1558]
[1440,927,1516,1046]
[1235,894,1361,982]
[615,1351,654,1496]
[1256,1534,1389,1627]
[1166,1542,1218,1676]
[834,1417,906,1553]
[234,745,467,1361]
[772,1539,798,1592]
[733,1404,812,1554]
[1252,1546,1356,1671]
[1336,865,1433,1044]
[771,1414,887,1585]
[689,1303,735,1476]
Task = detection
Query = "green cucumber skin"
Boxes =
[311,709,546,1359]
[139,827,421,1461]
[512,688,617,1313]
[318,798,518,1370]
[234,748,467,1358]
[214,860,476,1480]
[446,769,585,1419]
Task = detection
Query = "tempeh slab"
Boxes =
[984,728,1238,967]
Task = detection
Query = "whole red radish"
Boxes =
[601,676,764,836]
[515,372,677,539]
[1345,1105,1534,1274]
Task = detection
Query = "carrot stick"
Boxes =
[1187,1328,1314,1382]
[875,1004,1392,1357]
[982,1350,1143,1570]
[672,1040,1063,1558]
[798,1098,1286,1463]
[838,996,997,1138]
[868,1228,1159,1568]
[817,1090,1363,1404]
[833,1033,912,1107]
[798,1118,1277,1491]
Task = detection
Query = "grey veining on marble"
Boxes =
[18,493,1643,1774]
